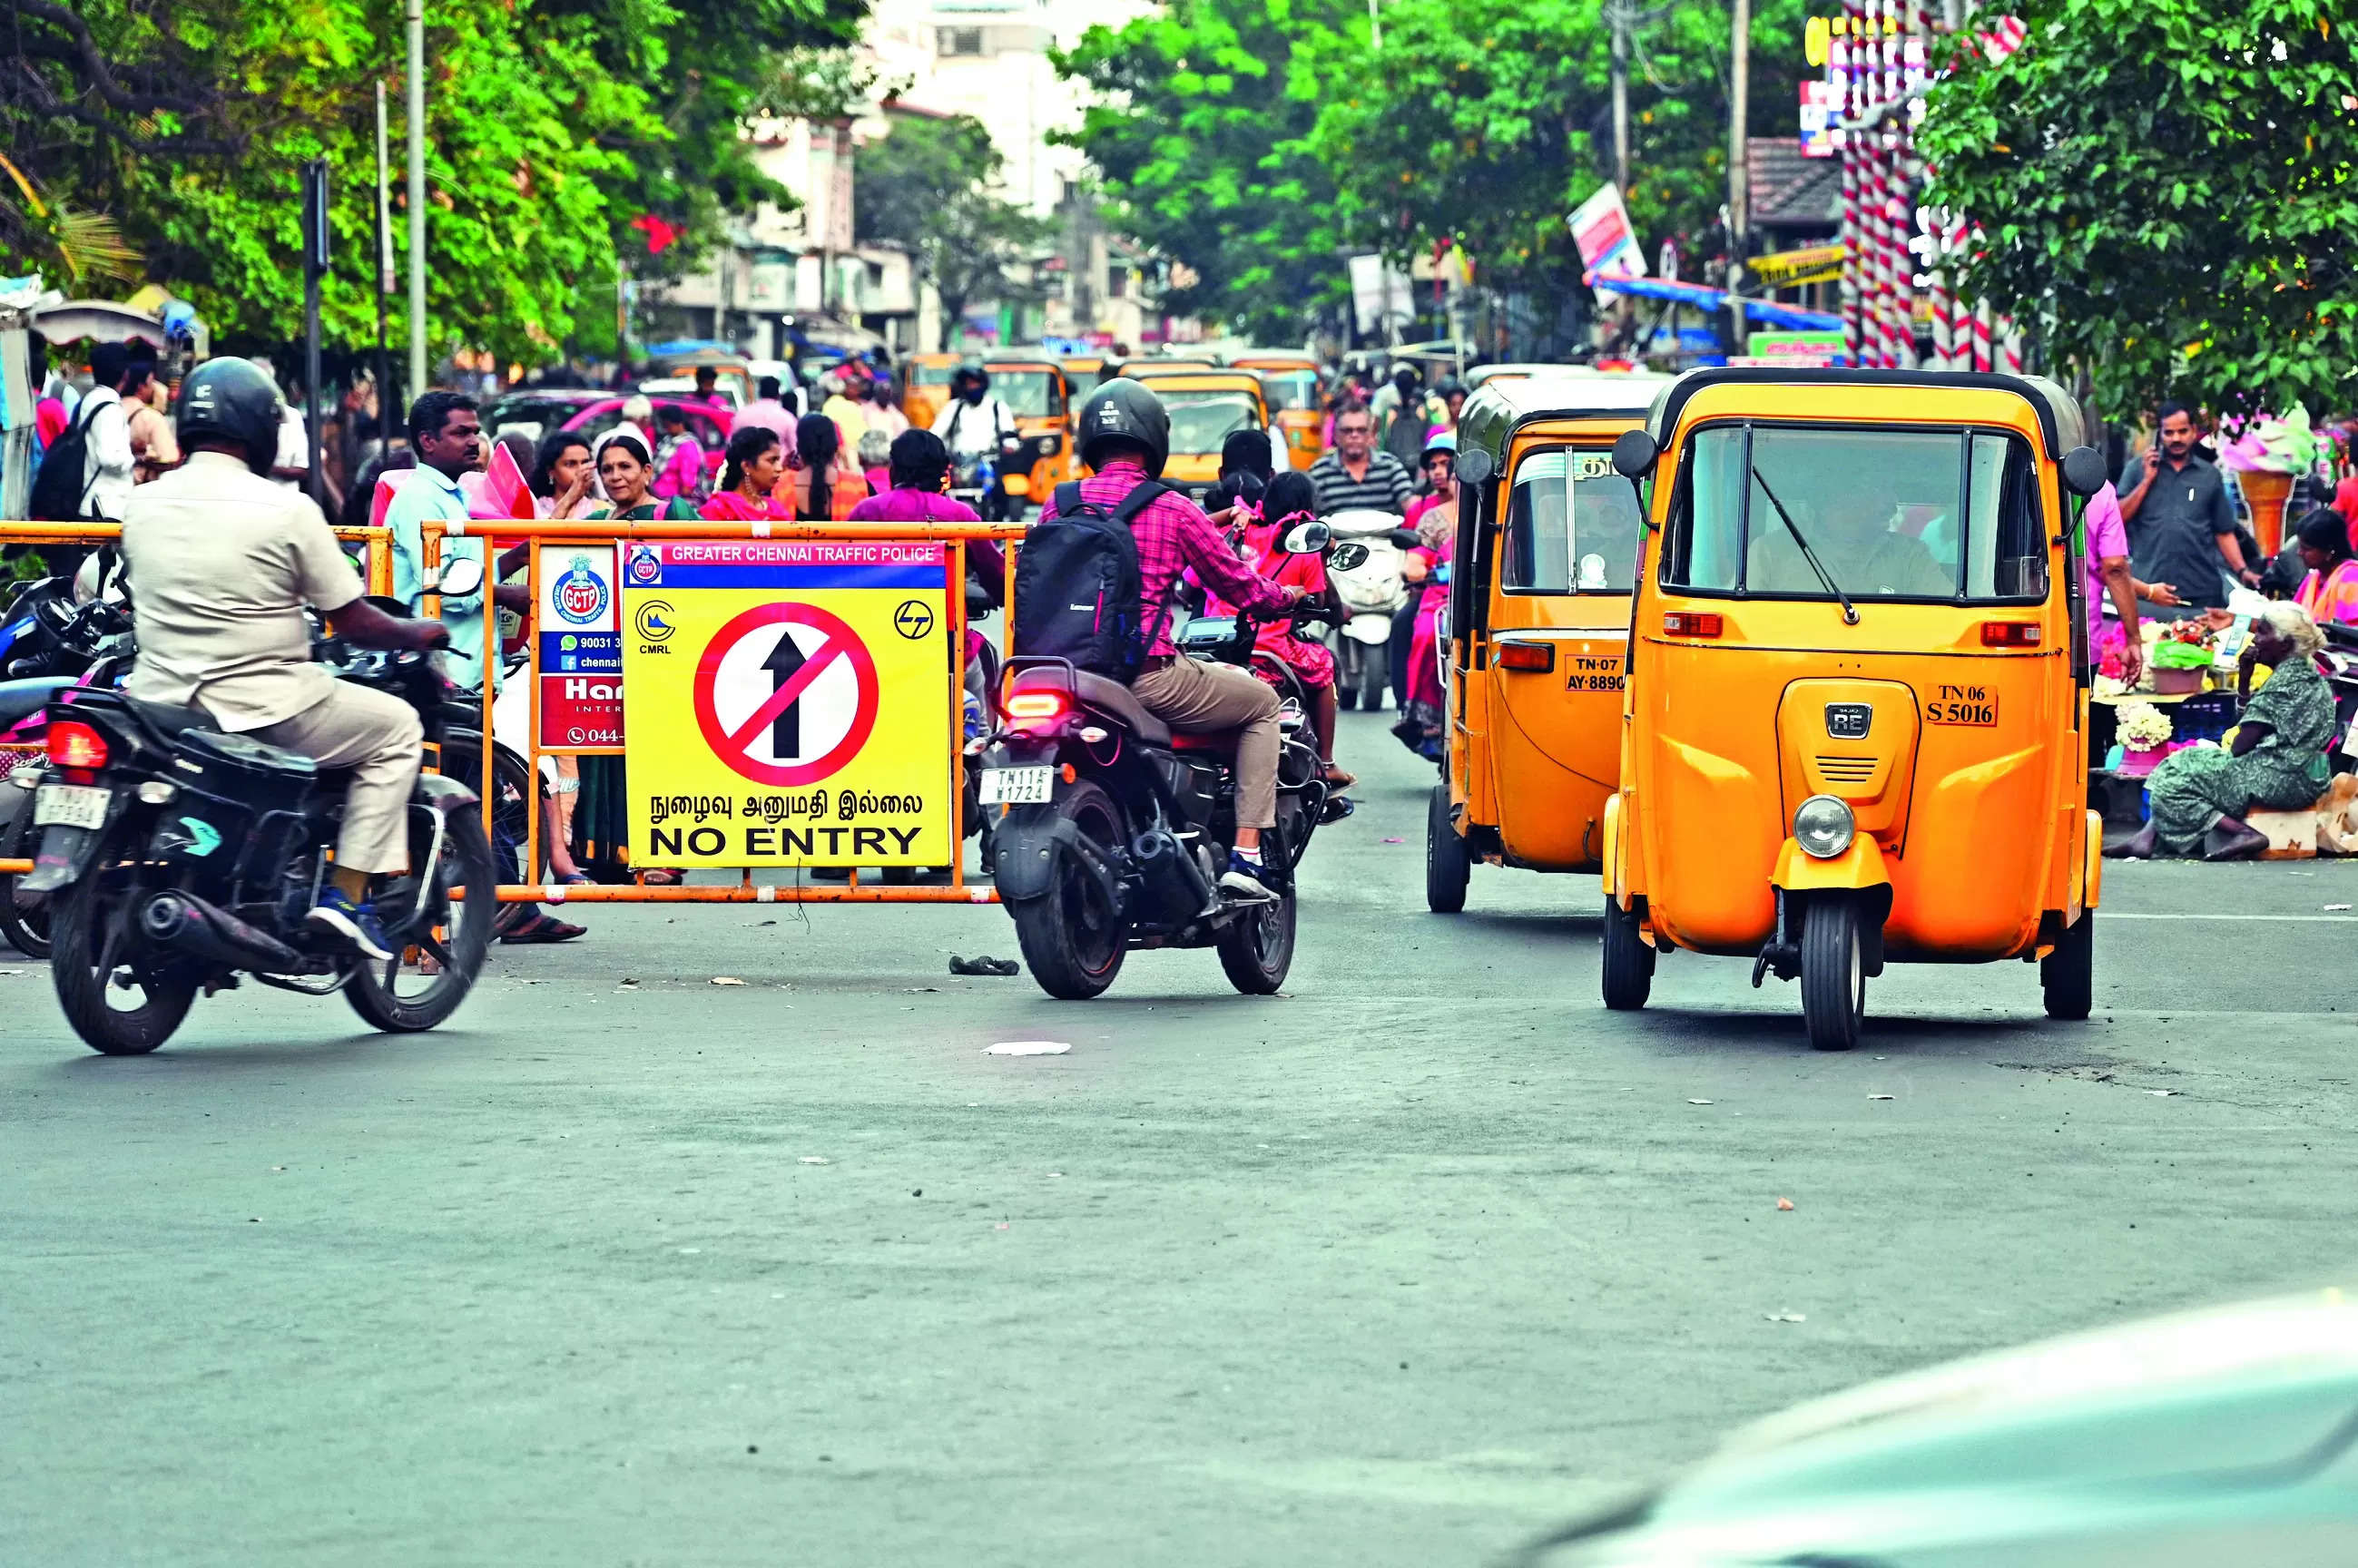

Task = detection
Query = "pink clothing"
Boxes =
[2298,557,2358,627]
[650,435,704,501]
[2082,483,2131,650]
[1404,547,1448,711]
[1202,518,1336,687]
[734,398,798,456]
[847,487,1001,668]
[700,489,790,523]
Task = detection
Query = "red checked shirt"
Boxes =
[1044,458,1293,656]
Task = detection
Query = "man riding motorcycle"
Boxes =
[1039,379,1305,899]
[116,357,449,959]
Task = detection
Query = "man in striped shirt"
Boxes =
[1307,406,1413,514]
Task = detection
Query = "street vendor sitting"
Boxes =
[2108,601,2339,861]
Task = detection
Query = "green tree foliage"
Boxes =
[1921,0,2358,419]
[0,0,862,366]
[1054,0,1351,343]
[853,112,1051,350]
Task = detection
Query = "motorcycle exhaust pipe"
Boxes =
[1132,828,1215,921]
[138,891,307,973]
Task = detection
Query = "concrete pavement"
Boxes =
[5,708,2356,1566]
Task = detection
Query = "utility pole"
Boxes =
[300,160,330,505]
[374,81,394,441]
[405,0,427,409]
[1367,0,1381,51]
[1608,1,1632,192]
[1726,0,1752,352]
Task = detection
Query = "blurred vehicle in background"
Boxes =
[1233,352,1323,469]
[901,353,962,430]
[981,355,1076,510]
[1137,371,1270,501]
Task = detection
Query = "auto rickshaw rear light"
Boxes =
[1980,620,2041,647]
[1663,612,1723,637]
[46,720,108,769]
[1793,795,1856,859]
[1496,642,1555,672]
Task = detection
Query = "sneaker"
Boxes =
[1217,851,1277,903]
[307,888,395,961]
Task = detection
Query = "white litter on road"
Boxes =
[1686,1098,1714,1105]
[986,1041,1072,1056]
[1764,1312,1806,1323]
[799,1156,830,1165]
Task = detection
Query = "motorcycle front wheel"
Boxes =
[52,841,195,1055]
[1216,884,1296,995]
[1005,781,1127,999]
[344,803,497,1033]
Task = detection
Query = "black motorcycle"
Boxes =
[17,562,498,1054]
[982,520,1340,999]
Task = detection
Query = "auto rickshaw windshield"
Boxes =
[1661,424,2050,603]
[991,369,1063,417]
[1259,370,1320,412]
[1164,390,1261,454]
[1501,447,1646,594]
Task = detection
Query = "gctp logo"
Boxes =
[625,544,663,586]
[892,599,935,640]
[555,554,609,624]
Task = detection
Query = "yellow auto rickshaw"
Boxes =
[982,354,1075,510]
[1061,353,1111,390]
[1426,372,1675,912]
[1233,353,1324,469]
[902,352,962,430]
[1601,368,2115,1049]
[1134,371,1271,499]
[1114,357,1220,384]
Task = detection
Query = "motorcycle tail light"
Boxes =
[1004,691,1071,730]
[1495,642,1554,672]
[46,720,108,769]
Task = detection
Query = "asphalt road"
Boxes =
[6,709,2357,1566]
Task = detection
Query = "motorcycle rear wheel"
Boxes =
[344,804,497,1033]
[1006,781,1126,999]
[52,848,195,1055]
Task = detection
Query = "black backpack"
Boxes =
[28,397,101,522]
[1013,479,1165,681]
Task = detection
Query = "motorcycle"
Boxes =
[951,433,1044,523]
[979,520,1337,1000]
[1321,508,1417,711]
[16,560,498,1055]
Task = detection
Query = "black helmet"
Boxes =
[1076,378,1170,478]
[176,357,284,476]
[950,363,991,396]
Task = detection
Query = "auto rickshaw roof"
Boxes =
[1646,368,2087,458]
[1458,370,1679,471]
[1145,371,1266,396]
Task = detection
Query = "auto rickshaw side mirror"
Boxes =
[1456,447,1495,485]
[2060,446,2110,498]
[1612,429,1660,481]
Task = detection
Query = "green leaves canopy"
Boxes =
[852,112,1053,352]
[1920,0,2358,419]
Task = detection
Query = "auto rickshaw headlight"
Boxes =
[1793,795,1855,859]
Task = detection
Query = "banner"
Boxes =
[538,544,624,750]
[620,540,954,868]
[1568,184,1648,300]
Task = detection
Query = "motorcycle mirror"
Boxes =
[1388,528,1423,550]
[432,558,486,600]
[1329,542,1371,573]
[1281,521,1332,556]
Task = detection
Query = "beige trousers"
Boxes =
[1130,655,1282,829]
[241,685,424,876]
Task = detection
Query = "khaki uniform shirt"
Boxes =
[122,451,363,730]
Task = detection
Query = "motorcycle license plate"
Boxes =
[979,766,1054,805]
[33,784,111,829]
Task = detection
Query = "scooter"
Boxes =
[979,520,1338,1000]
[1321,508,1413,711]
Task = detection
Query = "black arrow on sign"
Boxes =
[761,628,806,758]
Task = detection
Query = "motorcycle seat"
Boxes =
[0,675,74,730]
[1069,671,1171,746]
[1170,729,1240,753]
[126,697,214,741]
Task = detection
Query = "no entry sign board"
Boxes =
[620,540,954,867]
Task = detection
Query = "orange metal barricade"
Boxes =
[424,515,1021,907]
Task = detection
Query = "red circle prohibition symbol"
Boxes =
[693,602,879,787]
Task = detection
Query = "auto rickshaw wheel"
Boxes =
[1799,897,1865,1051]
[2042,910,2094,1021]
[1600,897,1654,1011]
[1425,785,1469,914]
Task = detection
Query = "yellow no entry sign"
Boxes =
[620,540,954,867]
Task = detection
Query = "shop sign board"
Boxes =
[619,540,953,867]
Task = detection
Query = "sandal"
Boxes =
[502,914,587,944]
[639,868,683,887]
[1321,767,1358,789]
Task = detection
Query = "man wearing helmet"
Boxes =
[1053,379,1305,900]
[930,365,1017,462]
[118,357,450,960]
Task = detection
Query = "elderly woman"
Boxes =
[2110,601,2339,860]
